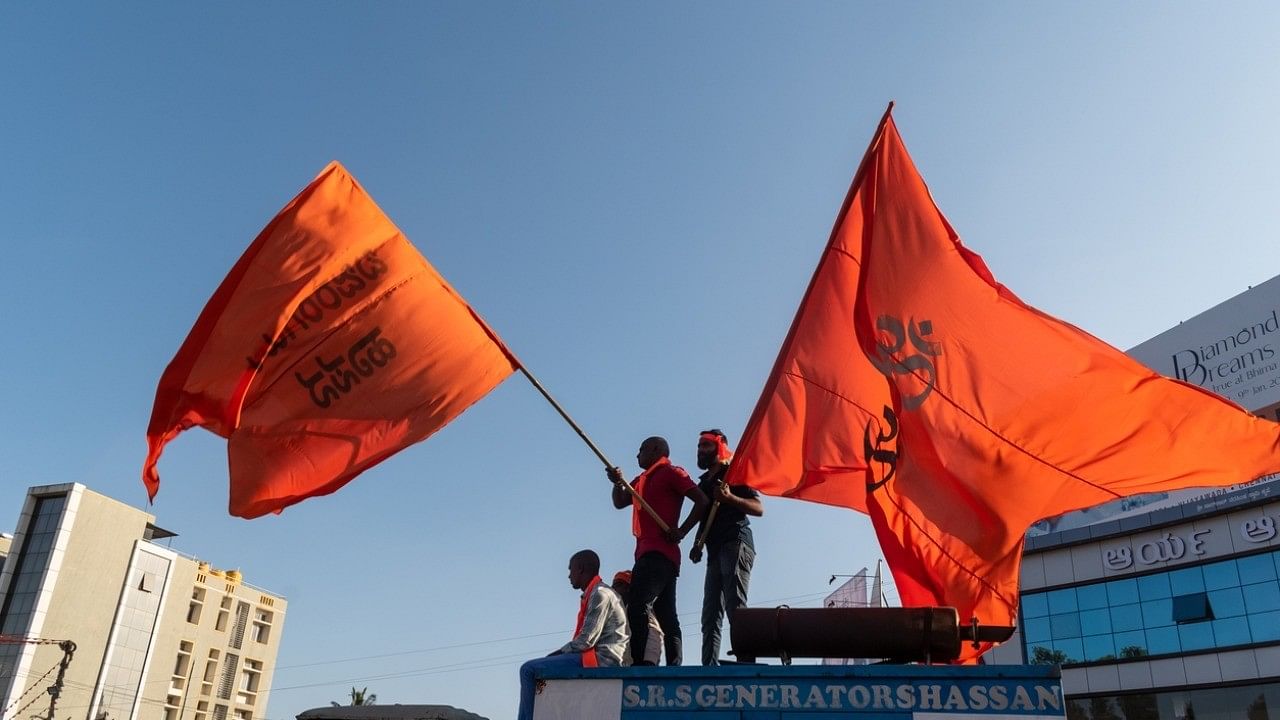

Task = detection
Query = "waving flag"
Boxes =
[144,162,518,518]
[729,107,1280,660]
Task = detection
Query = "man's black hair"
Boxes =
[569,549,600,575]
[642,436,670,457]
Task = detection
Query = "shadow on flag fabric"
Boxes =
[728,107,1280,661]
[143,162,519,518]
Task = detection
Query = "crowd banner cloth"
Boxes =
[727,104,1280,661]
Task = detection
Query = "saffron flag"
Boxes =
[144,162,519,518]
[729,108,1280,660]
[725,149,886,511]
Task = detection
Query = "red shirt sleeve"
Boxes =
[668,465,696,495]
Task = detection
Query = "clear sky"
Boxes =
[3,3,1280,719]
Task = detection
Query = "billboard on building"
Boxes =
[1128,273,1280,417]
[1030,275,1280,537]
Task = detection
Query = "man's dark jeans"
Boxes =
[701,539,754,665]
[628,551,681,665]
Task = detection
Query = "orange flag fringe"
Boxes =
[728,108,1280,661]
[144,162,518,518]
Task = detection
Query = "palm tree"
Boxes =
[331,686,377,706]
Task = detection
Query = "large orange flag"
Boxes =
[729,108,1280,660]
[144,162,518,518]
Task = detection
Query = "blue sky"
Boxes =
[3,3,1280,718]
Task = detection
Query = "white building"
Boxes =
[0,484,287,720]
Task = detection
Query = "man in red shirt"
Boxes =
[608,436,710,665]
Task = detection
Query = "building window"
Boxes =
[1025,549,1280,664]
[1171,592,1213,623]
[239,659,261,690]
[189,587,206,625]
[0,494,67,635]
[215,595,232,632]
[237,658,262,705]
[174,641,193,677]
[202,649,219,696]
[252,609,273,644]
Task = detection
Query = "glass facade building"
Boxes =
[0,494,65,633]
[0,493,66,682]
[986,483,1280,720]
[1023,549,1280,664]
[1062,682,1280,720]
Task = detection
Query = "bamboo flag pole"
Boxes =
[516,366,670,532]
[692,475,725,554]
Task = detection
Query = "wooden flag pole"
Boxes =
[517,366,670,532]
[692,478,724,554]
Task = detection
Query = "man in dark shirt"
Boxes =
[608,436,709,665]
[690,428,763,665]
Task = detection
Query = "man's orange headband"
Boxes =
[699,432,733,463]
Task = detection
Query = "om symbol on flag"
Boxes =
[863,406,899,493]
[869,315,941,410]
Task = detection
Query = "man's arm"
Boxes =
[608,467,632,509]
[667,485,709,543]
[717,484,764,517]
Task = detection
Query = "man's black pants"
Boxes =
[628,551,681,665]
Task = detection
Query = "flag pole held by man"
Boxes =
[728,103,1280,661]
